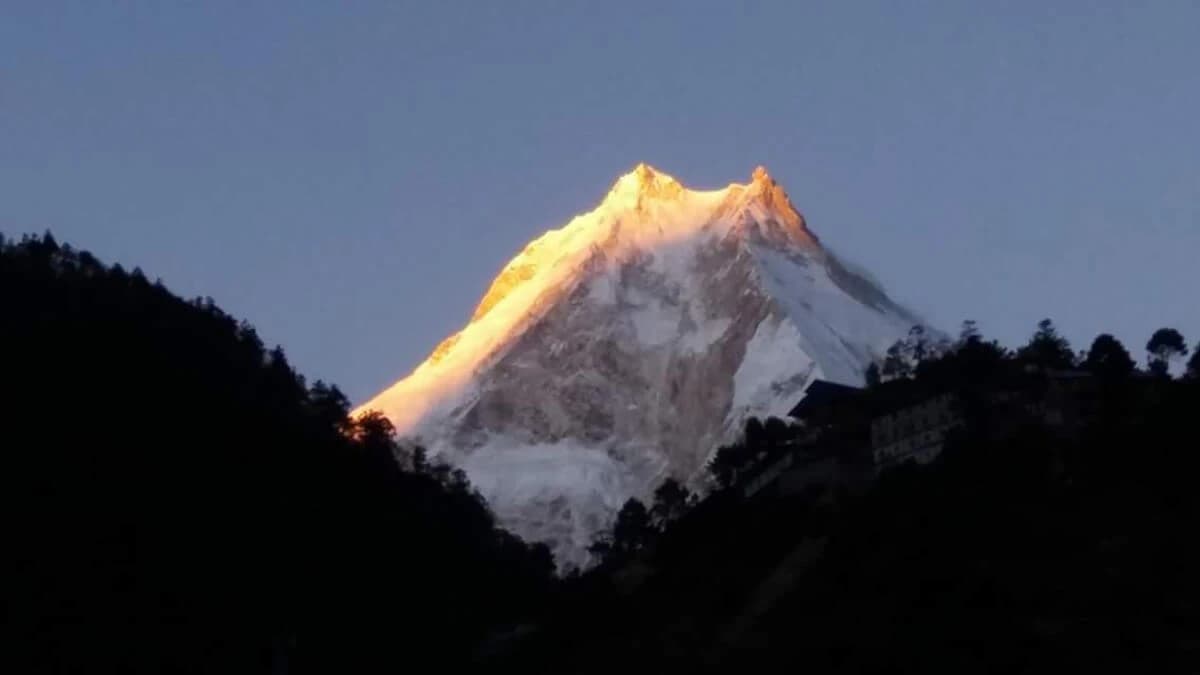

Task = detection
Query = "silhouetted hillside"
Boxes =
[0,233,553,674]
[6,232,1198,674]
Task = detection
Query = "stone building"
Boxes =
[869,392,962,470]
[740,379,872,500]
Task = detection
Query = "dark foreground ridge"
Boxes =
[4,232,1199,673]
[1,233,553,673]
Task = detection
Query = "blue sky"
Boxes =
[3,1,1198,401]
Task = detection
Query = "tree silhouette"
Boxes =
[908,324,929,363]
[958,319,982,346]
[864,362,882,388]
[614,499,651,550]
[708,443,748,489]
[882,339,912,381]
[1017,318,1075,370]
[763,416,792,444]
[650,478,692,528]
[744,416,766,446]
[1188,344,1200,380]
[1082,334,1135,379]
[1146,328,1188,377]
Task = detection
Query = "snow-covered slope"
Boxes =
[356,164,920,569]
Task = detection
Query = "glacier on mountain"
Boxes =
[355,164,921,569]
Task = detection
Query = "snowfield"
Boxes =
[356,164,921,569]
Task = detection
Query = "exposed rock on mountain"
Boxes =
[357,164,920,568]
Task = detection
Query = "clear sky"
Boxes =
[4,1,1198,401]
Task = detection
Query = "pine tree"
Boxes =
[865,362,882,388]
[650,479,692,528]
[1017,319,1075,370]
[611,499,652,555]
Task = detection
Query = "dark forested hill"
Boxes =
[500,323,1200,674]
[0,233,553,674]
[5,232,1198,674]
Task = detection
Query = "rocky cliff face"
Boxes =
[356,164,920,568]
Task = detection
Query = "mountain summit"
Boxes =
[357,165,920,568]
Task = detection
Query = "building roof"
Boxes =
[788,379,863,420]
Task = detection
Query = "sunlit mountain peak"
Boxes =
[596,163,811,243]
[740,164,810,239]
[602,162,687,210]
[356,164,920,567]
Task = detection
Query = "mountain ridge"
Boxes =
[356,164,921,567]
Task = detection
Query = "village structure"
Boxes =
[736,368,1108,501]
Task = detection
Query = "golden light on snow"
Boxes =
[350,163,919,568]
[351,164,815,425]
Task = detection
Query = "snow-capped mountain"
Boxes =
[356,164,920,569]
